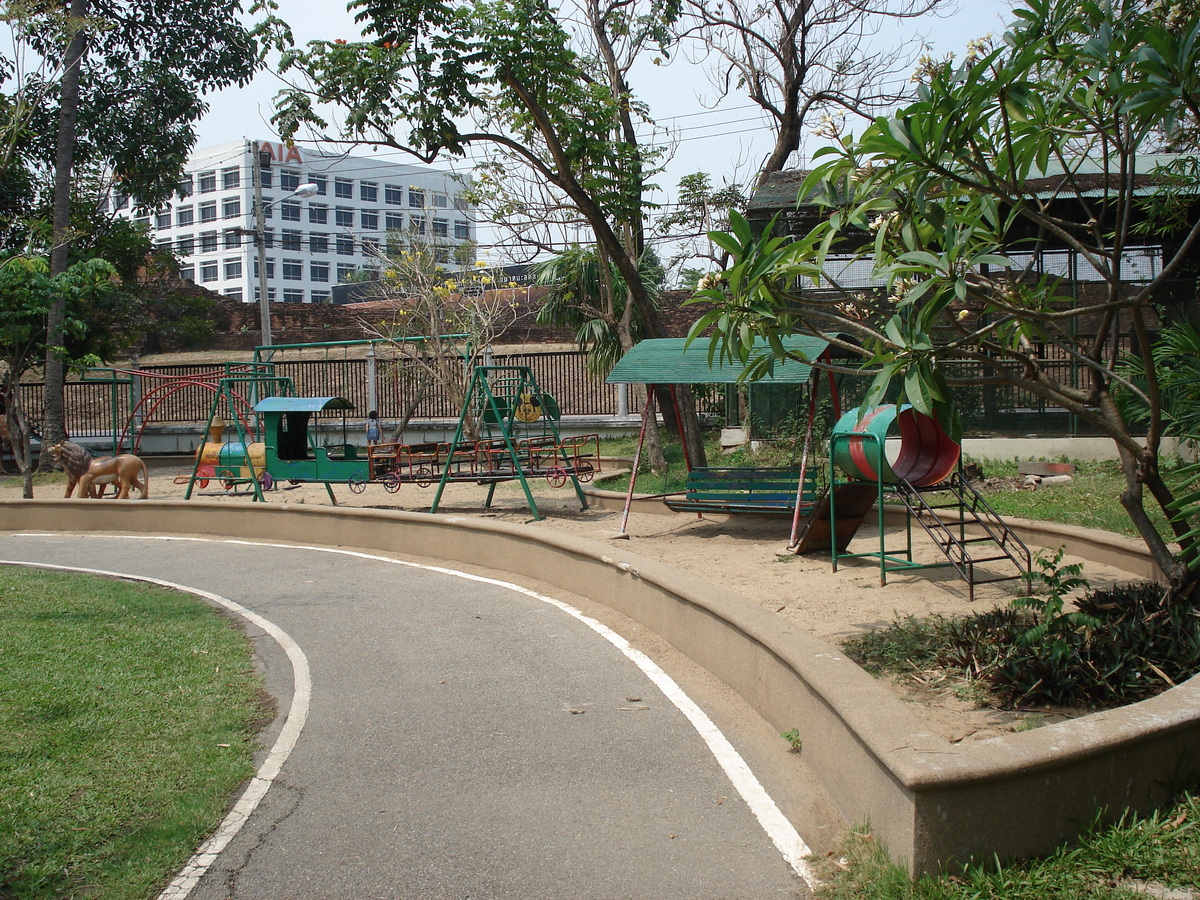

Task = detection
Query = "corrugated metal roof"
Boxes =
[606,336,832,384]
[254,396,356,412]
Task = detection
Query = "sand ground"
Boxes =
[2,459,1141,743]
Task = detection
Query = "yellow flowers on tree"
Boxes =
[354,236,521,440]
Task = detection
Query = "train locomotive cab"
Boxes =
[254,396,359,483]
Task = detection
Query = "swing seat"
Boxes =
[663,467,819,515]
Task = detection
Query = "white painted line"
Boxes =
[9,534,818,887]
[0,557,312,900]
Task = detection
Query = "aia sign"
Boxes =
[259,142,303,164]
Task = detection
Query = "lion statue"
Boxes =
[48,441,148,499]
[48,441,96,497]
[78,454,149,500]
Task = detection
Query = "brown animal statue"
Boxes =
[77,454,149,500]
[48,441,96,497]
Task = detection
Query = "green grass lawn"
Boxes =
[0,567,263,899]
[817,797,1200,899]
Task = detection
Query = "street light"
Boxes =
[251,140,319,352]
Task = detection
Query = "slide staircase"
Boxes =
[893,471,1031,601]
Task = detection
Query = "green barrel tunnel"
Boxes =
[832,404,960,487]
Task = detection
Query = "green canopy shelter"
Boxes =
[605,335,844,540]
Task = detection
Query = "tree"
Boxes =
[271,0,709,467]
[692,0,1200,595]
[1,0,262,460]
[0,256,115,497]
[353,236,522,440]
[679,0,951,182]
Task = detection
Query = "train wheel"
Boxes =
[415,466,434,488]
[348,475,368,494]
[197,478,210,489]
[546,466,568,488]
[288,479,302,486]
[260,472,275,491]
[383,472,402,493]
[221,478,236,491]
[575,461,595,483]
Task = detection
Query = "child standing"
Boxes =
[366,410,381,446]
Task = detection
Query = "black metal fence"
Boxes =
[21,351,623,439]
[15,347,1134,441]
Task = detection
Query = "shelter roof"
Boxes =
[254,396,356,413]
[606,335,833,384]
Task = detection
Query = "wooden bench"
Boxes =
[663,467,819,515]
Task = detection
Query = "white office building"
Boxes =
[113,140,475,304]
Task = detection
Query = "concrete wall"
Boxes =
[1,499,1196,875]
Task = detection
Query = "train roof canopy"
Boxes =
[254,396,356,413]
[606,335,834,385]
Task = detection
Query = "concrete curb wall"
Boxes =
[2,499,1197,875]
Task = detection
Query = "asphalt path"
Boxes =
[0,532,811,900]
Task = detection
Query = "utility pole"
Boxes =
[252,140,273,352]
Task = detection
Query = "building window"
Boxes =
[280,169,301,191]
[310,261,330,282]
[176,235,194,255]
[253,258,276,278]
[112,192,129,211]
[432,218,448,238]
[222,197,241,219]
[199,231,218,253]
[282,229,302,251]
[179,263,195,281]
[385,184,403,205]
[222,167,240,189]
[308,203,328,224]
[200,260,219,282]
[280,202,300,222]
[454,194,468,211]
[409,188,425,208]
[224,258,243,279]
[411,217,426,235]
[225,288,243,302]
[309,233,329,253]
[337,264,357,282]
[262,227,275,249]
[362,237,381,256]
[454,221,470,240]
[176,205,194,227]
[309,174,327,195]
[335,178,353,199]
[177,175,193,198]
[198,171,217,193]
[156,238,172,251]
[434,247,450,263]
[433,192,448,208]
[361,209,378,229]
[259,166,273,189]
[283,289,305,303]
[198,202,217,223]
[254,288,277,302]
[282,258,303,280]
[223,229,240,249]
[335,207,354,228]
[336,235,355,256]
[360,181,378,202]
[155,209,172,230]
[385,211,404,230]
[311,290,331,303]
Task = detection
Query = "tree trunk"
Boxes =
[42,0,89,470]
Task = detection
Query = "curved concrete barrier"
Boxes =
[1,498,1196,875]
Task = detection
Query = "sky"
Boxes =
[194,0,1015,262]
